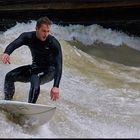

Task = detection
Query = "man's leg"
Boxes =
[28,74,40,103]
[4,65,31,100]
[28,67,55,103]
[40,67,55,85]
[4,73,15,100]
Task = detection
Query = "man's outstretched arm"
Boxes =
[0,33,27,64]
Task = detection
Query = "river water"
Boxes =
[0,21,140,138]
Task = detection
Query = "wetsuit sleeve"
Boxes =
[4,33,27,55]
[53,39,63,88]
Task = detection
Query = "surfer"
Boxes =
[0,17,63,103]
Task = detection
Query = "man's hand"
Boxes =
[0,53,10,64]
[50,87,59,101]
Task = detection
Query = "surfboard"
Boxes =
[0,100,56,127]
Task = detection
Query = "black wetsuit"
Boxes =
[4,31,63,103]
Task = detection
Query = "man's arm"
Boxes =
[0,33,27,64]
[53,40,63,88]
[4,33,26,55]
[50,38,63,101]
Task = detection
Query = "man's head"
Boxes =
[36,17,53,41]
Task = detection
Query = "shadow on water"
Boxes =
[68,41,140,67]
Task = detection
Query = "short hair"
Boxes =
[36,17,53,28]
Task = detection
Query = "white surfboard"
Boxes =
[0,100,56,126]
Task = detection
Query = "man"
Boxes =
[0,17,63,103]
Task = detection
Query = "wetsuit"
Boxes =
[4,31,63,103]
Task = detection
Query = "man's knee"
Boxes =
[5,72,14,81]
[40,72,54,85]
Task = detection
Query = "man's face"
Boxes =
[36,24,51,41]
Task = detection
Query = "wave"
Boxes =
[2,21,140,50]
